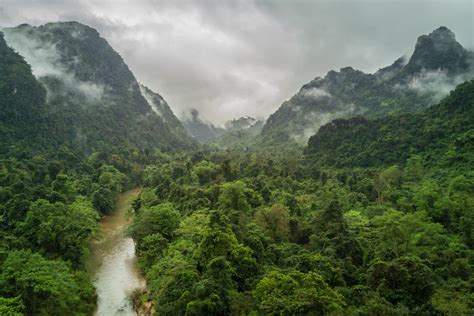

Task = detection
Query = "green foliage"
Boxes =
[306,80,474,168]
[0,296,24,315]
[0,250,96,315]
[0,32,50,156]
[255,204,290,242]
[254,269,344,314]
[218,181,251,212]
[3,23,196,155]
[128,203,180,243]
[1,22,473,316]
[19,198,98,265]
[262,27,472,147]
[368,256,435,307]
[131,82,474,315]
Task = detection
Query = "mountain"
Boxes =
[304,80,474,168]
[0,31,55,156]
[224,116,259,131]
[182,109,225,143]
[261,26,474,145]
[138,84,191,141]
[182,114,264,147]
[212,117,264,150]
[2,22,195,155]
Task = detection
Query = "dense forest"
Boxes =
[126,81,474,315]
[0,19,473,316]
[0,24,191,314]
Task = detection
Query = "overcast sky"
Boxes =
[1,0,473,125]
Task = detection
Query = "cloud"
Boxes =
[407,69,469,99]
[0,0,472,124]
[301,87,332,99]
[394,67,473,102]
[139,85,164,118]
[291,103,358,144]
[3,26,105,102]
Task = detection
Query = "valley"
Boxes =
[0,14,473,316]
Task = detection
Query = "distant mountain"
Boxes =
[2,22,195,155]
[182,113,264,147]
[262,26,474,146]
[224,116,259,132]
[212,117,264,150]
[304,80,474,168]
[182,109,225,143]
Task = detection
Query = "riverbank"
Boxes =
[88,188,145,316]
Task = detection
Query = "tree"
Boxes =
[20,198,98,265]
[218,181,250,212]
[373,165,402,204]
[431,286,472,316]
[0,250,95,315]
[186,257,233,315]
[192,161,218,185]
[254,269,344,314]
[129,203,180,243]
[255,204,289,242]
[98,164,126,192]
[92,187,115,214]
[136,232,168,271]
[310,200,363,265]
[0,296,24,315]
[370,210,448,261]
[404,154,424,182]
[368,256,435,307]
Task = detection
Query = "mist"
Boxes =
[301,87,332,99]
[290,103,359,144]
[404,68,474,102]
[1,0,472,125]
[3,27,106,103]
[139,85,164,118]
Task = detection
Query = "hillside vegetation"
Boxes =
[0,21,472,315]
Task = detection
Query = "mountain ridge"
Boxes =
[261,26,474,146]
[2,21,195,155]
[304,79,474,168]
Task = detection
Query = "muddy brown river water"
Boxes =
[88,188,145,316]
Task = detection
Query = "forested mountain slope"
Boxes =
[139,84,192,142]
[305,80,474,168]
[0,32,54,155]
[211,118,264,150]
[2,22,195,155]
[1,18,473,316]
[130,79,474,313]
[262,27,474,145]
[0,22,195,314]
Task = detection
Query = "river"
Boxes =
[88,188,145,316]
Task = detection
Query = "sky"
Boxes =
[1,0,473,125]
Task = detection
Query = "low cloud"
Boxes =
[291,103,359,144]
[301,87,332,99]
[397,67,473,102]
[0,0,472,124]
[3,27,106,103]
[139,85,164,118]
[182,108,215,126]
